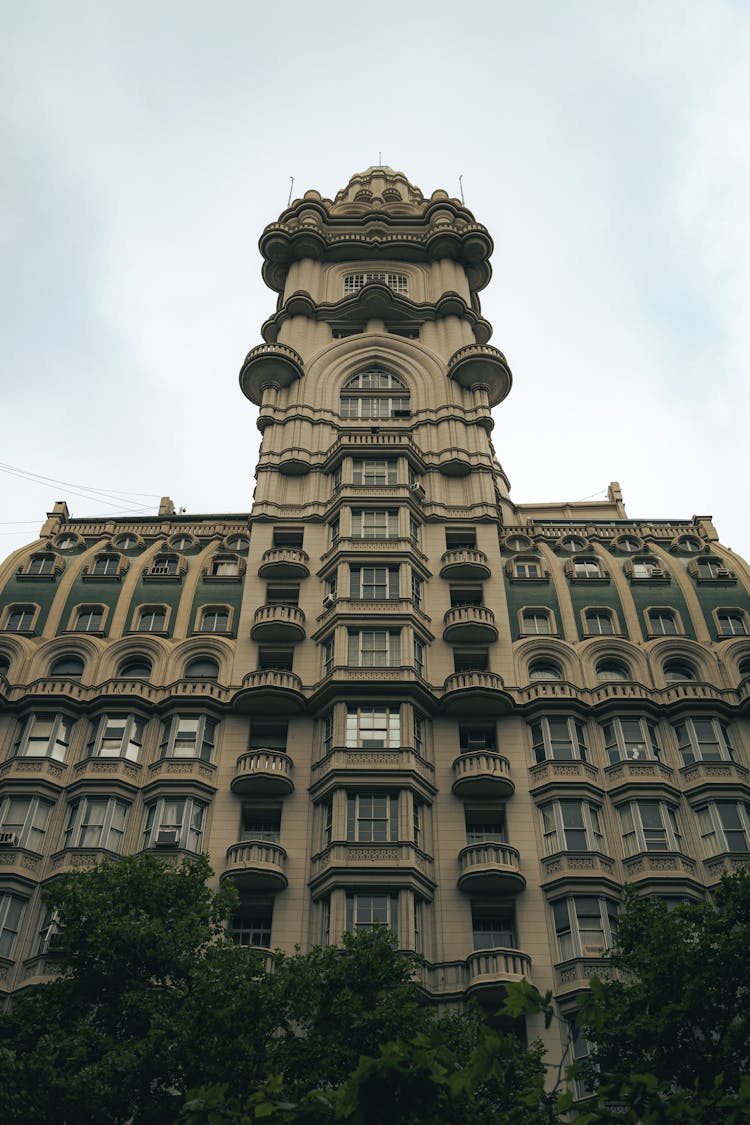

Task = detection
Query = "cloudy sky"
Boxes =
[2,1,748,562]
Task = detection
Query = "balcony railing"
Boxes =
[457,842,525,894]
[232,750,294,795]
[452,751,514,798]
[251,604,306,642]
[222,841,288,891]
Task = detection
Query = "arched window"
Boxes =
[50,655,85,679]
[596,660,629,683]
[185,657,220,680]
[118,655,152,679]
[529,661,562,682]
[340,368,410,420]
[663,660,696,683]
[739,658,750,679]
[0,653,10,677]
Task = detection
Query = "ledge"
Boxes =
[239,343,304,404]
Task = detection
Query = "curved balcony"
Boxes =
[443,605,498,645]
[466,947,532,1000]
[457,842,525,894]
[236,670,305,713]
[622,851,700,886]
[239,343,304,405]
[231,750,294,796]
[221,840,288,891]
[452,751,514,798]
[251,604,306,643]
[679,760,750,796]
[447,343,512,407]
[439,548,490,580]
[441,671,509,715]
[258,547,310,579]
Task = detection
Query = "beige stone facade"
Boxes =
[2,167,750,1065]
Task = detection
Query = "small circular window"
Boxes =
[677,536,701,553]
[55,535,80,550]
[170,535,195,552]
[616,535,642,553]
[114,534,139,550]
[225,535,249,552]
[560,536,587,553]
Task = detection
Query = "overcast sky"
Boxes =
[2,1,748,563]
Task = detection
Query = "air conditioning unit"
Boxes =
[409,483,425,496]
[392,409,411,418]
[155,829,179,847]
[0,832,19,847]
[716,568,731,578]
[649,567,664,577]
[322,593,336,607]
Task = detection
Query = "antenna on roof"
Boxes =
[378,151,382,165]
[458,174,464,204]
[287,176,294,207]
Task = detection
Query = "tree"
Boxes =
[506,870,750,1123]
[0,854,547,1124]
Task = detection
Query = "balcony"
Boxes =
[679,760,750,797]
[310,746,435,798]
[251,604,306,642]
[258,548,310,579]
[221,840,288,891]
[48,848,120,877]
[466,947,532,1000]
[452,751,514,798]
[622,851,700,886]
[239,342,304,405]
[441,671,509,715]
[604,760,679,802]
[0,755,69,786]
[0,844,43,881]
[457,842,525,894]
[555,956,617,997]
[439,549,491,580]
[540,852,618,888]
[309,841,434,897]
[236,670,305,713]
[73,757,143,785]
[443,605,498,645]
[231,750,294,796]
[447,344,512,407]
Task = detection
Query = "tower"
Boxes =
[1,167,750,1079]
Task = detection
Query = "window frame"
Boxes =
[159,714,218,762]
[583,607,617,636]
[0,892,26,960]
[716,609,748,637]
[553,895,618,960]
[70,604,106,633]
[674,718,735,765]
[346,792,399,843]
[63,796,129,852]
[540,800,604,854]
[15,713,72,761]
[134,604,168,633]
[618,799,683,855]
[603,717,661,763]
[0,794,54,851]
[347,629,401,668]
[531,717,588,763]
[345,892,399,938]
[88,713,146,761]
[3,603,38,633]
[142,796,207,852]
[696,801,750,855]
[197,605,232,634]
[521,607,554,636]
[345,705,401,749]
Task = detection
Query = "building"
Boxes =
[1,166,750,1065]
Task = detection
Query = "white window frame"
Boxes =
[15,713,72,761]
[347,629,401,668]
[531,717,588,763]
[345,892,399,937]
[540,800,604,854]
[346,706,400,749]
[553,895,617,960]
[143,796,206,851]
[0,794,53,851]
[159,714,217,761]
[0,892,26,959]
[351,509,399,539]
[343,272,409,296]
[696,801,750,855]
[88,713,145,761]
[674,718,734,765]
[603,717,660,763]
[618,800,683,856]
[63,796,128,852]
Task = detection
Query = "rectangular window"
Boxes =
[92,556,120,577]
[321,798,333,848]
[143,797,206,851]
[345,893,399,936]
[64,797,128,852]
[531,718,587,763]
[514,560,541,578]
[0,893,26,959]
[450,587,483,607]
[322,636,335,676]
[675,718,735,765]
[465,807,505,843]
[347,630,400,667]
[573,560,601,578]
[618,800,682,856]
[472,902,515,950]
[322,712,334,756]
[697,802,750,855]
[411,571,423,608]
[249,722,288,751]
[272,528,304,549]
[160,715,217,761]
[0,795,53,851]
[15,714,72,761]
[351,510,399,539]
[265,585,299,606]
[90,714,145,761]
[413,712,425,757]
[459,724,496,752]
[137,606,166,632]
[413,799,423,848]
[346,706,400,749]
[346,793,398,842]
[553,896,617,960]
[258,647,294,671]
[230,897,273,948]
[352,459,398,485]
[413,637,425,676]
[241,804,281,843]
[603,718,660,764]
[74,606,104,632]
[349,566,399,600]
[200,607,230,633]
[446,528,476,550]
[540,801,603,854]
[454,650,489,673]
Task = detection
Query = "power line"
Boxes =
[0,462,162,514]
